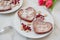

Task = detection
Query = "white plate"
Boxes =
[0,0,23,14]
[13,6,54,38]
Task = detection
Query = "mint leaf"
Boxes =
[53,0,56,3]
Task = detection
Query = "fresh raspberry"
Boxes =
[38,0,47,5]
[45,0,53,8]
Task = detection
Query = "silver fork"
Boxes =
[0,26,12,34]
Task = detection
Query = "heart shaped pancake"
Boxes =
[18,7,36,22]
[33,16,53,34]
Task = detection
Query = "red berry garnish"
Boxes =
[21,23,31,31]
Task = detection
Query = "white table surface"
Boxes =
[0,0,60,40]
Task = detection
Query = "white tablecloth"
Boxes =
[0,0,60,40]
